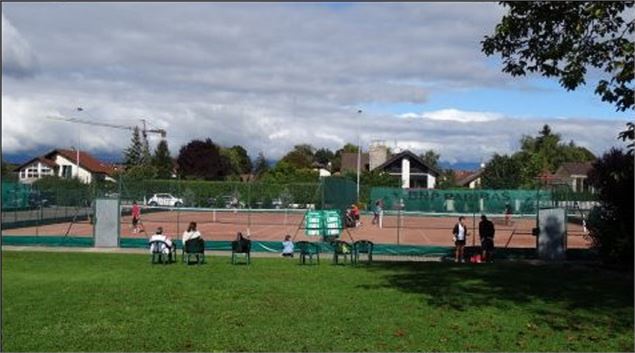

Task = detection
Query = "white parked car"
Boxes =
[147,193,184,207]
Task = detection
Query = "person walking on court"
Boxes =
[371,199,384,228]
[452,216,469,263]
[131,201,142,233]
[478,215,495,262]
[504,203,513,226]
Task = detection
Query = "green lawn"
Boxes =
[2,251,633,352]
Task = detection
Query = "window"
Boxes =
[409,175,428,188]
[27,168,38,178]
[62,165,73,179]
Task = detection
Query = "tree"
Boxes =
[419,150,440,171]
[279,144,315,169]
[152,140,173,179]
[260,161,318,184]
[343,170,400,188]
[219,147,241,177]
[314,148,335,167]
[122,126,144,168]
[1,159,17,181]
[124,164,158,180]
[141,131,151,165]
[177,138,227,180]
[253,152,269,178]
[482,2,634,111]
[332,142,360,172]
[586,148,634,267]
[230,145,253,174]
[618,122,634,155]
[514,124,595,187]
[340,143,359,153]
[436,169,459,189]
[481,153,524,189]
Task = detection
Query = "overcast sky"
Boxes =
[2,3,631,164]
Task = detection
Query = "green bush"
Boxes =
[586,148,634,268]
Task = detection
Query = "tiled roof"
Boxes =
[556,162,593,177]
[456,169,483,186]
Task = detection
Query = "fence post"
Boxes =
[397,204,401,245]
[247,181,252,235]
[472,188,476,247]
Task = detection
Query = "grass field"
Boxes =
[2,251,633,352]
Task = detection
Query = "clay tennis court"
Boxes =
[2,208,591,249]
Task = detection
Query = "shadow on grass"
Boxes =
[358,261,634,333]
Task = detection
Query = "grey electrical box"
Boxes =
[537,208,566,261]
[94,198,119,247]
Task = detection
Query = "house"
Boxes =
[311,161,332,177]
[340,152,370,174]
[553,162,594,193]
[341,146,440,188]
[14,149,116,184]
[456,169,483,189]
[373,150,441,188]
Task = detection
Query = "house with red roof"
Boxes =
[14,149,117,184]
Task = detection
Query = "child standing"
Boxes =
[282,235,294,257]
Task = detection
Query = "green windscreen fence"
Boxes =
[321,177,357,212]
[370,187,552,214]
[2,182,32,210]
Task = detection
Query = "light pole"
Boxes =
[356,109,362,202]
[74,107,83,180]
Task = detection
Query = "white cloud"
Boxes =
[1,14,39,78]
[0,3,630,165]
[399,109,503,123]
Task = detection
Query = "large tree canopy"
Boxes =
[419,150,441,171]
[279,144,315,169]
[152,140,173,179]
[482,124,596,188]
[482,1,634,111]
[177,138,227,180]
[253,152,269,178]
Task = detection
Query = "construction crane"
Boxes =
[46,109,167,139]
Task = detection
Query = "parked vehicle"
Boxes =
[271,198,284,209]
[222,195,245,209]
[147,193,184,207]
[28,191,51,208]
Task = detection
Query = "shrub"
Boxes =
[586,148,634,268]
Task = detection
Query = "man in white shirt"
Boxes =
[452,216,469,263]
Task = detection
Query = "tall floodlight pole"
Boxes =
[356,109,362,202]
[75,107,83,180]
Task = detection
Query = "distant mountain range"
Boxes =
[3,151,481,171]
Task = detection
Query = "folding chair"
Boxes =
[231,238,251,265]
[296,241,320,265]
[353,240,374,265]
[331,240,352,265]
[183,237,205,265]
[149,240,175,264]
